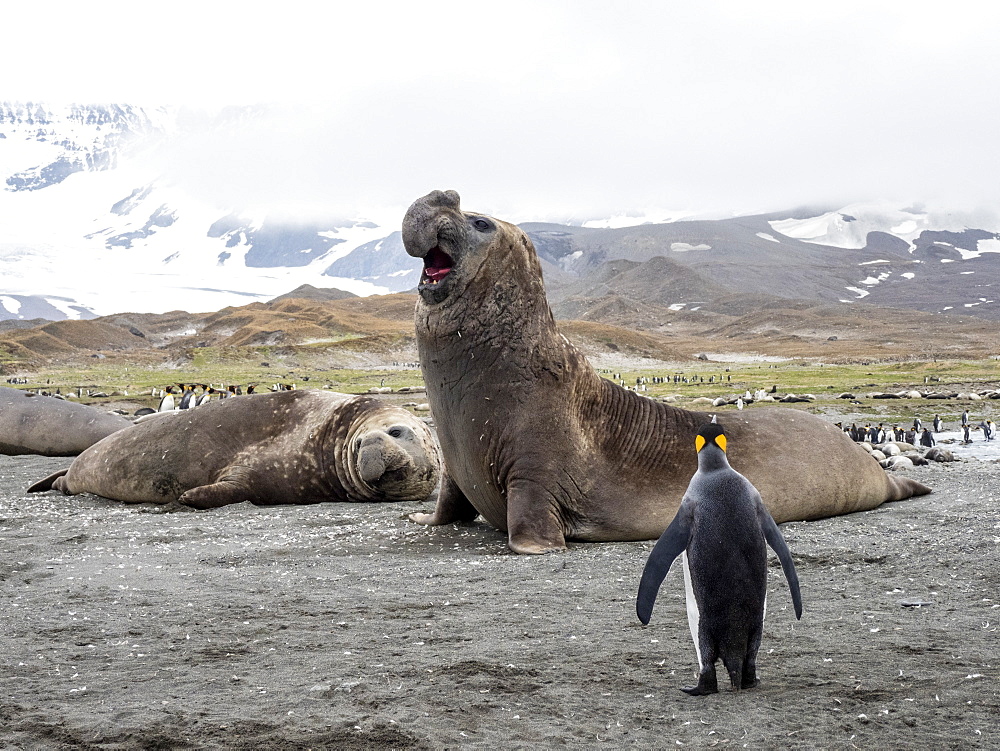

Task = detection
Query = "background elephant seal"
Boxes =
[0,386,130,457]
[28,390,440,508]
[402,189,931,554]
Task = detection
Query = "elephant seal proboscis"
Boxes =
[1,386,131,457]
[28,390,440,508]
[401,189,931,554]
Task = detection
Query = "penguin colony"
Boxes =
[636,418,803,695]
[837,412,996,449]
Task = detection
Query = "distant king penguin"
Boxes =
[636,417,803,696]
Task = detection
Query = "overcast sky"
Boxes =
[7,1,1000,223]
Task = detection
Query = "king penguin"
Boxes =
[636,417,803,696]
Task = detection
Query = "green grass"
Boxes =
[595,359,1000,425]
[8,357,998,418]
[598,359,1000,398]
[9,362,426,408]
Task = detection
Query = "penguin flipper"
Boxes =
[760,508,803,620]
[636,503,693,625]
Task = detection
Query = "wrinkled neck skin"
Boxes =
[415,229,604,426]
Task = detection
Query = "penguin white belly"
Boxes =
[681,551,703,669]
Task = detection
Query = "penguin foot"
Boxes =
[680,683,718,696]
[741,676,761,690]
[681,669,719,696]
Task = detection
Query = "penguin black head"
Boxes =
[695,419,727,454]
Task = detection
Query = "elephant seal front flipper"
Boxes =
[176,471,256,509]
[507,478,570,554]
[409,472,478,526]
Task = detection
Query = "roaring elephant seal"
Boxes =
[401,189,931,554]
[0,386,131,457]
[28,390,440,508]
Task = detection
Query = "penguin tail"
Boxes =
[27,469,69,494]
[722,654,744,692]
[886,474,932,501]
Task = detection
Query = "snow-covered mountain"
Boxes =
[0,102,419,321]
[531,203,1000,320]
[2,102,999,322]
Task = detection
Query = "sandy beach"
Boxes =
[1,450,998,749]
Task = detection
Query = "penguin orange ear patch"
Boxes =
[695,435,706,452]
[717,434,727,452]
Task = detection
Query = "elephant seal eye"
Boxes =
[388,427,403,438]
[472,217,493,232]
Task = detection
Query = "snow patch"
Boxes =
[670,242,710,252]
[0,296,21,315]
[859,271,891,286]
[901,272,915,279]
[756,232,780,243]
[845,286,870,299]
[668,303,686,311]
[44,298,84,320]
[859,259,890,265]
[890,220,918,235]
[955,238,1000,260]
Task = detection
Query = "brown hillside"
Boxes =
[2,285,999,370]
[557,320,688,361]
[0,294,420,367]
[268,284,358,303]
[698,303,1000,360]
[1,320,152,360]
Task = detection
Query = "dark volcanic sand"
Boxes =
[1,455,998,750]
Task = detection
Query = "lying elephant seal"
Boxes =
[402,189,931,554]
[0,386,131,456]
[28,390,440,508]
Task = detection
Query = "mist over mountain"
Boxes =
[1,102,999,324]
